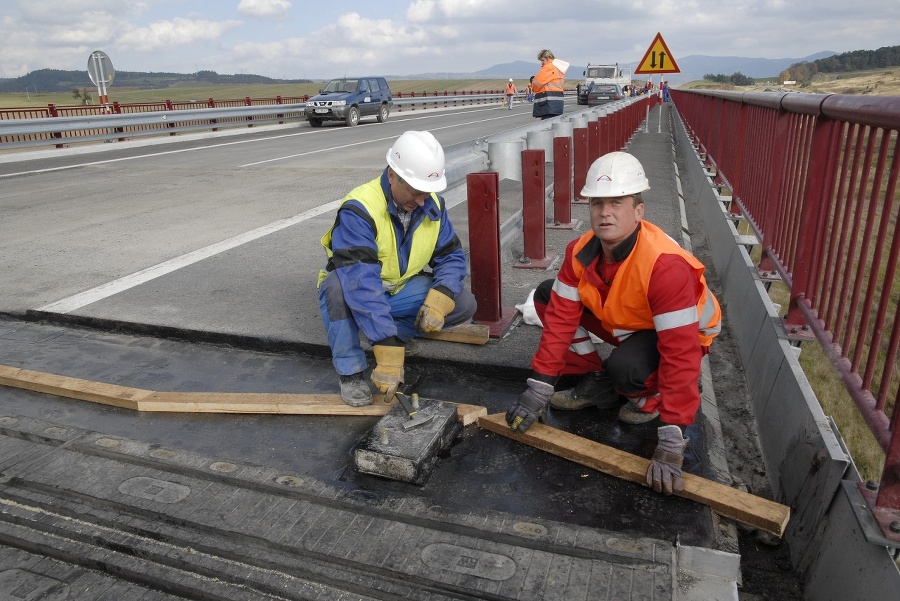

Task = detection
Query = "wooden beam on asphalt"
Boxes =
[420,323,490,345]
[477,413,791,537]
[0,365,486,424]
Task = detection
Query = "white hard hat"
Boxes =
[580,151,650,197]
[386,131,447,193]
[509,78,513,82]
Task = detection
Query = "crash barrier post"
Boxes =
[549,136,579,229]
[515,149,557,270]
[466,172,517,338]
[573,127,589,204]
[588,121,601,165]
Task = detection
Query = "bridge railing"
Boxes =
[0,91,505,151]
[673,88,900,542]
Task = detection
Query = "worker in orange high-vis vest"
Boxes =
[506,151,722,496]
[505,78,516,109]
[532,49,565,119]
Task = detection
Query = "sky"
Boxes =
[1,0,898,81]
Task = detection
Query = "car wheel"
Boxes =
[377,104,389,123]
[345,106,360,127]
[308,117,323,127]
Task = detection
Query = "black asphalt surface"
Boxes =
[0,101,738,599]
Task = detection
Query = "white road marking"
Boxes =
[30,105,514,313]
[37,200,342,313]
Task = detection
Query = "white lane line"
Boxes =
[37,199,342,314]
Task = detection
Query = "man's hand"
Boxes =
[646,425,689,495]
[371,339,405,395]
[415,288,455,333]
[505,378,554,433]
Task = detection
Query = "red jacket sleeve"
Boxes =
[530,238,586,377]
[648,254,704,426]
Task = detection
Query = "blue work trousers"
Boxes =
[318,272,477,376]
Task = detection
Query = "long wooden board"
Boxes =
[0,365,486,424]
[478,413,790,537]
[420,323,490,345]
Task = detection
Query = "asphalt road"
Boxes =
[0,102,538,314]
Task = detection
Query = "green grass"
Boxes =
[0,79,515,110]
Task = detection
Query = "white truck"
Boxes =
[577,64,632,105]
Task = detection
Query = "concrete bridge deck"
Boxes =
[0,102,803,599]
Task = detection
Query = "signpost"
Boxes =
[634,33,680,133]
[87,50,115,111]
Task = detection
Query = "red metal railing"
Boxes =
[673,89,900,534]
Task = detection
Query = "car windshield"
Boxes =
[591,85,618,94]
[587,67,617,79]
[323,79,358,93]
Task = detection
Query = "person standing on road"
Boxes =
[317,131,478,407]
[532,49,566,120]
[527,76,535,102]
[505,151,722,495]
[505,78,517,109]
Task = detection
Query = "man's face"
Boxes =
[388,169,430,212]
[589,195,644,248]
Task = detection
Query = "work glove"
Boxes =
[646,425,690,495]
[505,378,554,433]
[371,338,405,397]
[415,287,456,333]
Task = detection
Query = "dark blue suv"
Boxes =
[305,77,393,127]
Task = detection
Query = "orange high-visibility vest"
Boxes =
[570,222,721,346]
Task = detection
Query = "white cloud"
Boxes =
[237,0,291,19]
[117,17,242,52]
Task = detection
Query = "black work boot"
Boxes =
[550,371,619,410]
[339,372,373,407]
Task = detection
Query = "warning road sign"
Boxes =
[634,33,680,75]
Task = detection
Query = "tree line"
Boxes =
[702,72,756,86]
[780,45,900,84]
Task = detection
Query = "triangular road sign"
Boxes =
[634,33,680,75]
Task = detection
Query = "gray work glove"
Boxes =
[506,378,554,433]
[646,425,689,495]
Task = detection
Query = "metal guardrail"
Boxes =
[0,93,505,151]
[673,88,900,545]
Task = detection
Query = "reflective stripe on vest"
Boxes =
[570,222,721,346]
[320,177,441,294]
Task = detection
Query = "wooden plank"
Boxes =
[0,365,151,410]
[142,391,394,415]
[478,413,790,537]
[0,364,487,424]
[454,403,488,426]
[420,323,490,345]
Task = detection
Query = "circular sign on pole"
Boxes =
[87,50,115,109]
[87,50,115,86]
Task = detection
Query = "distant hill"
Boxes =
[412,52,838,85]
[0,69,312,94]
[0,51,847,93]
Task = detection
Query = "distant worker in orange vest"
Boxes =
[532,49,567,120]
[505,78,517,110]
[506,151,722,495]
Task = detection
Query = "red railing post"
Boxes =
[245,97,253,127]
[588,121,601,164]
[47,104,64,148]
[467,172,516,338]
[549,136,578,229]
[573,127,589,204]
[516,149,557,269]
[165,100,176,135]
[207,98,219,131]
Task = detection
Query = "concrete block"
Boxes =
[354,400,461,485]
